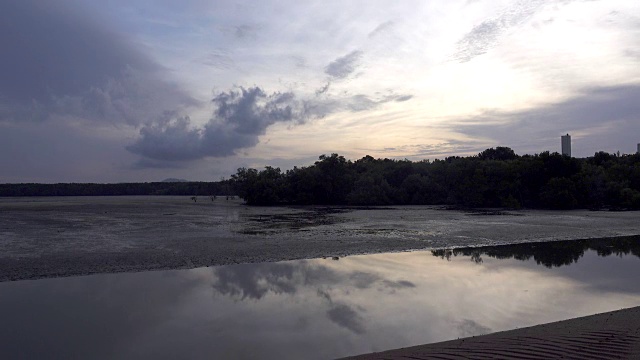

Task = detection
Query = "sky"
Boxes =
[1,0,639,183]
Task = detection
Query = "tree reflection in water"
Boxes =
[432,235,640,268]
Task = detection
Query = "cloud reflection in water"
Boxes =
[209,260,416,334]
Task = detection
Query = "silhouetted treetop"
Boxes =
[478,147,517,161]
[230,148,640,209]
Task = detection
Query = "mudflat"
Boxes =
[2,196,640,282]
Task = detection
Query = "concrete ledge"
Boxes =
[343,306,640,359]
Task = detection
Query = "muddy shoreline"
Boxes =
[2,196,640,282]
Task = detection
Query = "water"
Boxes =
[1,238,639,359]
[2,196,640,281]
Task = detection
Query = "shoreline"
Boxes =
[2,233,639,283]
[344,306,640,359]
[2,198,640,282]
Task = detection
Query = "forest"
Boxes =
[230,147,640,209]
[3,147,639,210]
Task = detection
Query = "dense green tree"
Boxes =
[540,177,578,209]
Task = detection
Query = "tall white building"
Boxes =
[561,134,571,157]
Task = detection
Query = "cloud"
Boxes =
[234,24,258,39]
[56,67,196,126]
[394,95,413,102]
[0,1,196,125]
[212,262,299,300]
[315,82,331,96]
[381,279,416,289]
[325,50,364,79]
[210,260,415,299]
[131,156,190,170]
[127,87,302,162]
[128,86,413,163]
[456,319,491,338]
[326,304,366,334]
[368,21,395,38]
[452,84,640,155]
[291,55,308,69]
[305,92,413,118]
[347,95,378,112]
[349,271,380,289]
[451,0,543,62]
[356,139,490,160]
[1,1,418,172]
[199,50,235,70]
[624,48,640,60]
[207,260,417,335]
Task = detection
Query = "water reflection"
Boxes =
[432,235,640,267]
[210,261,416,335]
[1,238,640,359]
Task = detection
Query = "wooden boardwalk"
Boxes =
[344,307,640,359]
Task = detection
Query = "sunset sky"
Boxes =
[1,0,639,182]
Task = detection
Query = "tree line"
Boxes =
[0,181,232,197]
[231,147,640,209]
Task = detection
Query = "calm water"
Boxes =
[1,238,639,359]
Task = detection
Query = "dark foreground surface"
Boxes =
[346,306,640,359]
[1,239,640,359]
[2,196,640,281]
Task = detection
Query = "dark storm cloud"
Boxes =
[325,50,364,79]
[453,84,640,155]
[128,85,413,163]
[131,158,188,170]
[127,87,301,161]
[0,1,151,103]
[0,0,196,125]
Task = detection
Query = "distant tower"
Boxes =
[637,143,640,154]
[561,134,571,157]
